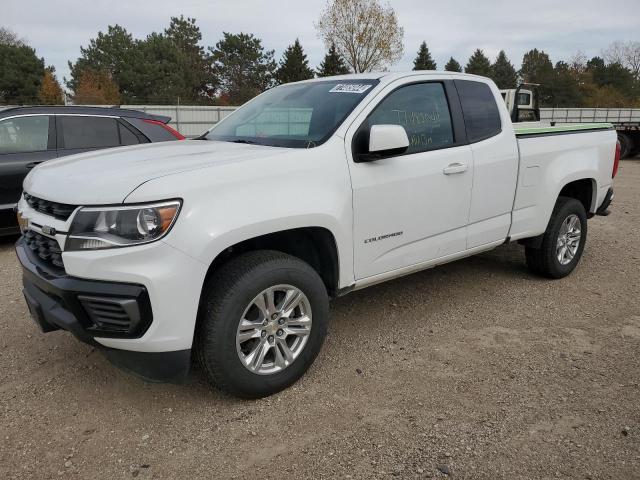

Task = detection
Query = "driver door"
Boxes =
[346,80,474,280]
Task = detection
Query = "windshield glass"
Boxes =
[205,79,379,148]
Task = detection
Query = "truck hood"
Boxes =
[24,140,290,205]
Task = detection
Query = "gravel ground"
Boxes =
[1,160,639,480]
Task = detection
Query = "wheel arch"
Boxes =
[557,177,597,214]
[201,226,342,300]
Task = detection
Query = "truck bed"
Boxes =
[513,122,613,136]
[509,124,616,242]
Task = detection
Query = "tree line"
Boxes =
[413,42,640,108]
[0,1,638,108]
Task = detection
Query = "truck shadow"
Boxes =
[8,239,539,405]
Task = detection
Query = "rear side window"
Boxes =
[455,80,501,143]
[0,116,50,154]
[118,122,140,146]
[60,116,120,149]
[366,82,454,155]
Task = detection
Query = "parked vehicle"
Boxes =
[539,107,640,158]
[500,88,640,158]
[15,72,618,398]
[0,106,184,235]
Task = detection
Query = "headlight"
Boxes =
[66,200,181,251]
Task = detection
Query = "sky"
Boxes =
[4,0,640,87]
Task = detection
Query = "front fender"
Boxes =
[125,137,356,289]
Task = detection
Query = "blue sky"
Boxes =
[4,0,640,86]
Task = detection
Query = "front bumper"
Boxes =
[16,237,195,382]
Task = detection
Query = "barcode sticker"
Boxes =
[329,84,373,94]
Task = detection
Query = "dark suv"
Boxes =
[0,106,184,235]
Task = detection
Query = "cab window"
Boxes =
[59,116,120,149]
[455,80,502,143]
[363,83,454,155]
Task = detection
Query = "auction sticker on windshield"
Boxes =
[329,84,373,94]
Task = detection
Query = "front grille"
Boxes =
[78,296,142,335]
[23,230,64,268]
[23,193,77,220]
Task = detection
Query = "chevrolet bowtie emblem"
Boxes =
[41,225,56,236]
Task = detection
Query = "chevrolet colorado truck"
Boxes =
[15,72,619,398]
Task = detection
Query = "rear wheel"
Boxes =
[525,197,587,279]
[195,250,329,398]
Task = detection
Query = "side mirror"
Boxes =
[357,124,409,162]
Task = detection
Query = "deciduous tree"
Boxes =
[316,0,404,72]
[72,69,120,105]
[464,49,491,77]
[276,39,314,84]
[603,41,640,80]
[317,43,350,76]
[38,67,64,104]
[209,32,277,105]
[412,42,436,70]
[0,26,24,46]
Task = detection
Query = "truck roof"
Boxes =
[296,71,493,85]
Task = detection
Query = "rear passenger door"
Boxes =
[56,115,144,157]
[0,115,57,208]
[347,80,474,279]
[454,80,519,248]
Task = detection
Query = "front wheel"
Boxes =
[195,251,329,398]
[525,196,588,279]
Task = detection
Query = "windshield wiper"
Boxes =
[230,139,260,145]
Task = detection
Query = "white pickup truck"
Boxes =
[15,72,619,398]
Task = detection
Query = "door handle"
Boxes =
[26,161,44,170]
[442,163,468,175]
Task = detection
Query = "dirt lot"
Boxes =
[1,161,639,480]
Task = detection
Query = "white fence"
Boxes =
[1,104,239,137]
[122,105,238,137]
[5,105,640,137]
[540,108,640,125]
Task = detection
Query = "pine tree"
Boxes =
[276,39,314,84]
[490,50,517,88]
[412,41,436,70]
[0,42,45,104]
[520,48,555,106]
[317,43,350,77]
[209,32,277,104]
[465,49,492,77]
[444,57,462,72]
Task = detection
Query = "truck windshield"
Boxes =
[205,80,379,148]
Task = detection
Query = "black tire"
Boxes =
[628,133,640,158]
[195,250,329,398]
[618,132,631,159]
[525,196,588,279]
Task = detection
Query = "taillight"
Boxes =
[143,119,185,140]
[612,140,621,178]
